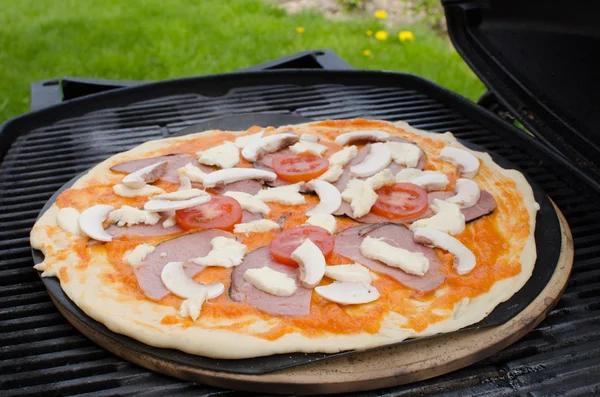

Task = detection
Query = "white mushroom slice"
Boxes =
[113,184,165,198]
[179,291,209,321]
[291,239,326,288]
[409,199,465,235]
[289,141,328,157]
[328,145,358,166]
[241,133,300,162]
[234,130,264,149]
[178,163,208,183]
[413,228,476,275]
[386,142,422,168]
[202,168,276,188]
[395,169,449,191]
[223,191,270,215]
[446,178,481,209]
[191,236,248,268]
[300,133,320,142]
[360,236,430,276]
[154,189,207,201]
[57,207,81,235]
[318,164,344,183]
[255,183,305,205]
[162,213,177,228]
[144,195,211,212]
[325,264,372,284]
[439,147,480,178]
[243,267,297,296]
[121,161,167,189]
[334,130,390,145]
[305,214,337,234]
[315,282,380,305]
[178,175,192,191]
[161,261,225,299]
[79,205,114,242]
[197,141,240,169]
[349,143,392,177]
[305,180,342,216]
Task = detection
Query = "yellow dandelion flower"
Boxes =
[374,10,388,19]
[366,29,373,37]
[375,30,388,41]
[399,31,415,42]
[296,26,305,34]
[363,49,372,57]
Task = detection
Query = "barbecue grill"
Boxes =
[3,0,600,395]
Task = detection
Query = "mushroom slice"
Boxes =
[446,178,481,209]
[396,169,449,191]
[291,239,326,288]
[305,180,342,216]
[315,281,380,305]
[439,147,480,178]
[413,228,476,275]
[409,199,465,235]
[154,188,207,201]
[121,161,167,188]
[202,168,276,188]
[241,133,300,162]
[300,133,320,142]
[161,261,225,299]
[349,143,392,177]
[234,130,264,149]
[324,263,372,284]
[144,195,211,212]
[334,130,390,145]
[79,204,115,242]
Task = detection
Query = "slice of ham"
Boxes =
[334,223,445,292]
[111,154,212,183]
[135,229,235,301]
[241,210,263,223]
[209,179,264,195]
[229,246,312,317]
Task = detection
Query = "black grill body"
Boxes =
[2,57,600,396]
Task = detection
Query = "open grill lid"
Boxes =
[444,0,600,191]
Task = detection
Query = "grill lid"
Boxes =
[444,0,600,189]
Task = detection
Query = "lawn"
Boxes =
[0,0,485,123]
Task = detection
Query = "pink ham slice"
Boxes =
[229,247,312,317]
[111,154,212,183]
[241,210,263,223]
[135,229,235,301]
[334,223,445,292]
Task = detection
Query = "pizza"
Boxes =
[30,118,539,359]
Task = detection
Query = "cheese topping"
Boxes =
[328,145,358,166]
[179,290,209,321]
[223,191,270,215]
[396,168,449,191]
[255,183,305,205]
[386,141,422,168]
[341,179,378,218]
[177,163,208,183]
[192,236,248,268]
[300,133,319,142]
[318,164,344,183]
[234,131,264,149]
[56,207,81,235]
[409,199,465,235]
[243,267,297,296]
[108,205,160,227]
[305,214,338,234]
[162,213,177,228]
[360,236,430,276]
[197,141,239,169]
[325,263,372,284]
[289,141,328,157]
[123,243,156,267]
[154,188,207,201]
[234,219,281,235]
[113,184,165,198]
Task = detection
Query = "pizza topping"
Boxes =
[241,133,300,162]
[360,236,430,276]
[317,164,344,183]
[269,226,335,267]
[223,191,270,215]
[202,168,277,188]
[113,184,165,198]
[79,204,114,242]
[410,199,465,235]
[334,223,445,292]
[197,141,240,169]
[341,179,378,218]
[315,282,380,305]
[445,178,481,209]
[57,207,81,235]
[413,228,476,275]
[291,239,326,288]
[162,213,177,228]
[428,190,497,222]
[334,130,390,145]
[191,236,248,268]
[108,205,160,227]
[123,243,156,268]
[178,163,208,184]
[349,143,392,177]
[161,261,225,299]
[289,141,328,157]
[111,154,209,183]
[179,291,208,321]
[329,145,359,166]
[144,194,212,212]
[305,214,338,234]
[154,188,207,201]
[121,161,167,189]
[324,264,372,284]
[371,183,429,220]
[233,219,280,235]
[396,169,449,191]
[106,214,182,238]
[271,153,329,183]
[175,196,242,231]
[386,142,422,168]
[255,183,306,205]
[300,133,320,142]
[305,180,342,216]
[439,147,480,178]
[243,267,298,297]
[234,130,264,149]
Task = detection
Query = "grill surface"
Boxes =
[2,75,600,396]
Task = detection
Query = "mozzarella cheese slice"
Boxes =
[123,243,156,267]
[349,143,392,177]
[305,180,342,216]
[395,168,449,191]
[439,146,480,178]
[108,205,160,227]
[223,191,270,215]
[324,263,372,284]
[315,281,380,305]
[241,133,299,162]
[413,228,476,275]
[328,145,358,166]
[113,184,165,198]
[360,236,430,276]
[161,261,225,299]
[202,168,276,188]
[386,142,422,168]
[162,212,176,228]
[191,236,248,268]
[179,290,209,321]
[318,164,344,183]
[300,133,320,142]
[409,199,465,235]
[334,130,390,145]
[197,141,240,169]
[291,239,326,288]
[234,131,264,149]
[364,169,395,190]
[341,179,378,218]
[178,163,208,183]
[305,214,337,234]
[79,205,114,242]
[255,183,305,205]
[154,188,207,201]
[243,267,297,296]
[57,207,81,235]
[144,194,211,212]
[234,219,280,235]
[289,141,328,157]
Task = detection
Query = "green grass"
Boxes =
[0,0,485,123]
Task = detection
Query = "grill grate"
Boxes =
[2,81,600,396]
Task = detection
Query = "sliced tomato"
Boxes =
[269,226,335,267]
[371,183,429,220]
[175,195,242,232]
[271,153,329,183]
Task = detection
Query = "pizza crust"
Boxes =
[30,120,538,359]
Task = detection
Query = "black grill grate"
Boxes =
[2,81,600,396]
